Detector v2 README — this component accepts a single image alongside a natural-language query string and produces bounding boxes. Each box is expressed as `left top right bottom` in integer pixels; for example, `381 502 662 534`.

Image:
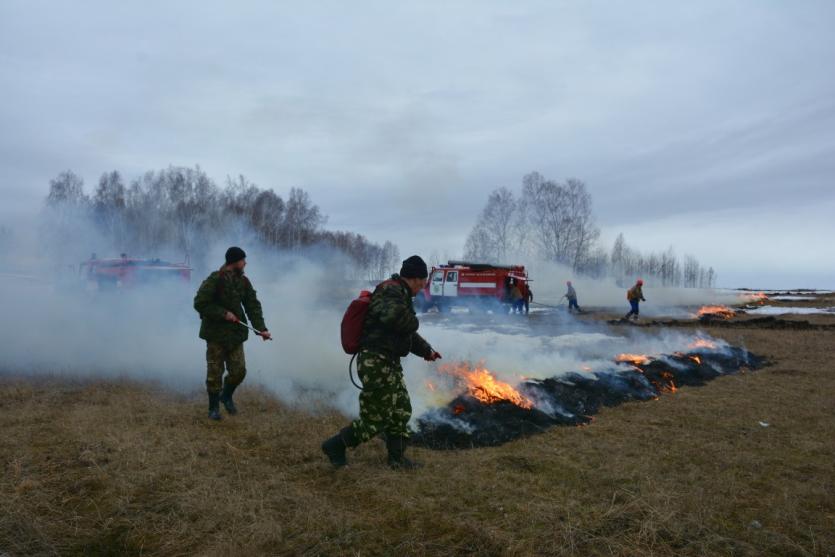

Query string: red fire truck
79 255 192 290
416 261 531 312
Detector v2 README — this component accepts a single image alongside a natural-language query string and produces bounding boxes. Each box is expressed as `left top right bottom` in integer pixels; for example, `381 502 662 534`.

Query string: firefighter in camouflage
193 247 271 420
322 255 441 469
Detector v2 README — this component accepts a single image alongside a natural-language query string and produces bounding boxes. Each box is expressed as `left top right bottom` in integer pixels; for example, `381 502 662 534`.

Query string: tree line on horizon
464 172 716 288
39 166 400 280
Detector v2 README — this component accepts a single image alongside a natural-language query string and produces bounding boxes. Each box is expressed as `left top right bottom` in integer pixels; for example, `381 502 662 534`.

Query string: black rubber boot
386 436 422 470
208 393 222 421
220 381 238 415
322 426 359 468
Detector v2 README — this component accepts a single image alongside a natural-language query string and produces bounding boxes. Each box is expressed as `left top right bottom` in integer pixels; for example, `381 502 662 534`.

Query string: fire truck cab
416 260 531 313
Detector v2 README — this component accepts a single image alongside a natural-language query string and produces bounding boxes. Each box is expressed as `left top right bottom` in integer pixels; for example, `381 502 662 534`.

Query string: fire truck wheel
469 299 489 314
477 298 502 314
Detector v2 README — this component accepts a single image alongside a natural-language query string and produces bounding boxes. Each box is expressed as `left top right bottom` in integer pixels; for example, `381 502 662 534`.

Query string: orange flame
695 305 735 319
437 362 533 409
689 355 702 365
688 338 716 350
615 353 651 366
748 292 768 305
658 371 678 393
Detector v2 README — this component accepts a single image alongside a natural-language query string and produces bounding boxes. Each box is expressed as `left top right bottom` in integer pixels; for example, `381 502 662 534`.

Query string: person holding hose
624 279 646 321
193 247 271 420
322 255 441 470
565 281 581 313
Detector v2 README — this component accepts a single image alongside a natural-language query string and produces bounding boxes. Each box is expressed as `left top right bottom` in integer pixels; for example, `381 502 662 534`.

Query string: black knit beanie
225 246 247 265
399 255 428 279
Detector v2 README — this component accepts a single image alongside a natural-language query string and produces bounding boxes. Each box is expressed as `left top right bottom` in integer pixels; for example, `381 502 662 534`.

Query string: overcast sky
1 1 834 288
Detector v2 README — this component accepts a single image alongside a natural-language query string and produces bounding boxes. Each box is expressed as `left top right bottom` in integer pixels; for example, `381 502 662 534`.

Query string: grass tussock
1 327 834 556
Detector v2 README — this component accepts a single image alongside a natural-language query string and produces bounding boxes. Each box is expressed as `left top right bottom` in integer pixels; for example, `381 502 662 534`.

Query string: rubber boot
208 393 222 421
220 381 238 415
386 436 422 470
322 425 360 468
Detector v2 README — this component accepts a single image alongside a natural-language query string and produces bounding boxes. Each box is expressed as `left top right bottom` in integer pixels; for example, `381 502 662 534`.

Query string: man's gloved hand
224 311 240 323
642 298 647 302
259 330 272 341
425 351 442 362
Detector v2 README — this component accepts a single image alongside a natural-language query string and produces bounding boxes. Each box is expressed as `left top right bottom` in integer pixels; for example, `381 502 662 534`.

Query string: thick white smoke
0 235 746 428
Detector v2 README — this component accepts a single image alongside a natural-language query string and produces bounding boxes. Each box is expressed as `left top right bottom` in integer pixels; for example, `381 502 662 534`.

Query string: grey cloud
1 1 834 286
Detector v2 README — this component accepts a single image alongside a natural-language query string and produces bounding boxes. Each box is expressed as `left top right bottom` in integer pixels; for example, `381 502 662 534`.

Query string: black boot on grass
322 425 360 468
220 381 239 415
208 393 222 421
386 436 422 470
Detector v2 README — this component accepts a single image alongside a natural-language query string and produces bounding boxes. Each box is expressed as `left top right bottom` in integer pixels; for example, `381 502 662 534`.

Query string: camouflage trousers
351 351 412 442
205 342 246 395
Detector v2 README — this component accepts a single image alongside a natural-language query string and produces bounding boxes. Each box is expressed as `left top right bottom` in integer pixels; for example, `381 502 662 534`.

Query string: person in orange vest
510 280 524 314
624 279 646 321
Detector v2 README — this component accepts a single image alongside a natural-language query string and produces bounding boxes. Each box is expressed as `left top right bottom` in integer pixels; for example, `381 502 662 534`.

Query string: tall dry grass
1 326 833 556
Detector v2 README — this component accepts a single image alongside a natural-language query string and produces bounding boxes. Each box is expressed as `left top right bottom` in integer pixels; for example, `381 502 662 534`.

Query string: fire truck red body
80 256 192 289
416 261 531 312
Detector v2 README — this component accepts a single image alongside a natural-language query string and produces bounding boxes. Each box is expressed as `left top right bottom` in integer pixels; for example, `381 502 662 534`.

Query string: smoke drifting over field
0 205 765 430
527 260 749 315
0 238 763 426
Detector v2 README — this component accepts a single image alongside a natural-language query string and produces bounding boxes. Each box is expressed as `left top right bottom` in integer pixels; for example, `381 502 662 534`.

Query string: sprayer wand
235 320 274 341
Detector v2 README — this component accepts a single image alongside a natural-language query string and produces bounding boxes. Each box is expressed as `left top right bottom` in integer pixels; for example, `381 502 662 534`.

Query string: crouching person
193 247 271 420
322 255 441 469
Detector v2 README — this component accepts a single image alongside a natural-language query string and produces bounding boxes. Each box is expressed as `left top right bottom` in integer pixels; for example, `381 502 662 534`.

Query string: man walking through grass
194 247 271 420
321 255 441 469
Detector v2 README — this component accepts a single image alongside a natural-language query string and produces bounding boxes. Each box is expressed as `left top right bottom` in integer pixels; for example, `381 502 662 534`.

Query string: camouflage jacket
193 268 267 346
360 274 433 360
627 284 645 301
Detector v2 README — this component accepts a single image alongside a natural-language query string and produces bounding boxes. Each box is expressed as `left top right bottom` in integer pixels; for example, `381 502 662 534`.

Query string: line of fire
413 341 764 450
403 261 769 450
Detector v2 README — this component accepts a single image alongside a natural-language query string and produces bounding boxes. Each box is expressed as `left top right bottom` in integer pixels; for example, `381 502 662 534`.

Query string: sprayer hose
531 300 566 309
348 352 388 392
348 353 363 390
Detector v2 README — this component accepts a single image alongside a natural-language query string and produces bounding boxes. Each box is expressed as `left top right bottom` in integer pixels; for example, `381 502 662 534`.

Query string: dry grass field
2 296 834 556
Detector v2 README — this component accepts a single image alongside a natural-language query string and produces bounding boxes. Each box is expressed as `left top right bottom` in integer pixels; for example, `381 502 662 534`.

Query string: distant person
193 246 271 421
510 281 524 314
624 279 646 321
524 285 533 315
565 281 581 313
321 255 441 469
